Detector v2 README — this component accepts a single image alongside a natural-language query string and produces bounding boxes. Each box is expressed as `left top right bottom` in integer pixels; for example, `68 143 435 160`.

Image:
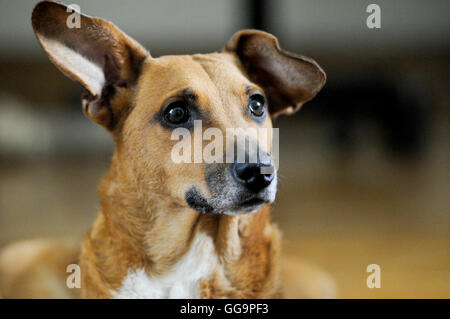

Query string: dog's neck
98 159 212 269
80 155 276 298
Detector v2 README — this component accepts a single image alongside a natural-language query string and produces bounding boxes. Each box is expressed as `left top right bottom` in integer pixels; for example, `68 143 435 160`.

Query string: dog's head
32 1 325 215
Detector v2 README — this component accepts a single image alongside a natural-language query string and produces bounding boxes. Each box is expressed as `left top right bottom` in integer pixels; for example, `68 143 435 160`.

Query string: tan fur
0 240 79 298
0 1 333 299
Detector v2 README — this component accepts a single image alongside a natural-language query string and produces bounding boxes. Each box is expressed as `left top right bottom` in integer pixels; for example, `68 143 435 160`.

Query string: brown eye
248 93 266 117
164 100 190 124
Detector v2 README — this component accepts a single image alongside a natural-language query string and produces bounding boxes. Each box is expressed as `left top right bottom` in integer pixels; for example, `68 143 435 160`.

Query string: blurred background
0 0 448 298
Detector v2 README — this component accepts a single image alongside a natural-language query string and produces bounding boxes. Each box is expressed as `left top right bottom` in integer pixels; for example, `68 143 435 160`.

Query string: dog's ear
31 1 149 129
225 30 326 117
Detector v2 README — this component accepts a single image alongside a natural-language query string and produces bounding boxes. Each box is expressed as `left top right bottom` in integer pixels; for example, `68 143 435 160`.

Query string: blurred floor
276 117 449 298
1 118 448 299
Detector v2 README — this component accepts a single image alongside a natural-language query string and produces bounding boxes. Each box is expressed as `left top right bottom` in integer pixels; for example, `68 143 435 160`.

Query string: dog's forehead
138 53 254 108
191 53 250 88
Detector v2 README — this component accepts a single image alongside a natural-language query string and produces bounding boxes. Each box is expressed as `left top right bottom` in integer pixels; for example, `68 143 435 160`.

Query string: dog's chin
185 188 271 215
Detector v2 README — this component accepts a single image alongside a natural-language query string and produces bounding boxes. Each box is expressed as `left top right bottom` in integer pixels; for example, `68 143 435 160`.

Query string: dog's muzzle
185 154 277 215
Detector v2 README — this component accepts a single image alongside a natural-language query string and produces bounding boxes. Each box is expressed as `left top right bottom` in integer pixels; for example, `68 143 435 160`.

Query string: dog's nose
232 161 274 192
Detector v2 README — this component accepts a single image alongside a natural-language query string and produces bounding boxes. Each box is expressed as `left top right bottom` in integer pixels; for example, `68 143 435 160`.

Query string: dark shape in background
246 0 429 160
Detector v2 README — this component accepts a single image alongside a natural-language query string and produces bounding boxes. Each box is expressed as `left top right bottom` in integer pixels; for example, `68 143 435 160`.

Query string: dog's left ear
31 1 149 130
225 30 326 117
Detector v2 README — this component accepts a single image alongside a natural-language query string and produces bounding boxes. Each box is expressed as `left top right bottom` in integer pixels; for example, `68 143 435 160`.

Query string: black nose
232 161 274 192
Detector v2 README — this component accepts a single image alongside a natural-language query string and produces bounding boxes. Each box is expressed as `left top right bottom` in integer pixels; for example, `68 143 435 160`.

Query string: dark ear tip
31 1 67 30
305 56 327 90
225 29 278 52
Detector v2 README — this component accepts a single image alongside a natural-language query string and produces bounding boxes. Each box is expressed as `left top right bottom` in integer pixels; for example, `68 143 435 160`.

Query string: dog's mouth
185 188 215 214
185 188 268 215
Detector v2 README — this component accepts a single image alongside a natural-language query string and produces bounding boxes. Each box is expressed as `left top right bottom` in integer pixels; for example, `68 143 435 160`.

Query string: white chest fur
111 233 218 299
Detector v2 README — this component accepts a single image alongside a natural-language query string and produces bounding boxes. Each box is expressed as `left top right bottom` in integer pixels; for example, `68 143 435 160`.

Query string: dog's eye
248 93 266 118
164 101 190 124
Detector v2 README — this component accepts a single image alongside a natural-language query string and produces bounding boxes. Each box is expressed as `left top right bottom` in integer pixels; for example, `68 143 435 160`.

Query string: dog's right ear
31 1 149 130
225 30 325 118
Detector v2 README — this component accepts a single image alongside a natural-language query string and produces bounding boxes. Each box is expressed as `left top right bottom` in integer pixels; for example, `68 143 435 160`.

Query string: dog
0 1 334 298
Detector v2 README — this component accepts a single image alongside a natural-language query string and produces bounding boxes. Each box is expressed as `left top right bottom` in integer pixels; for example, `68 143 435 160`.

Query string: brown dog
0 1 334 298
